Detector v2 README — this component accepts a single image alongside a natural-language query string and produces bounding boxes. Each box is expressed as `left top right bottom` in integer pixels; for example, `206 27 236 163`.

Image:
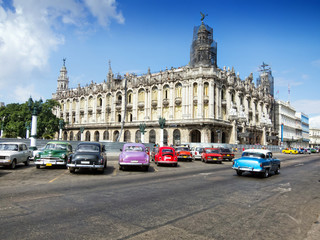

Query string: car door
267 152 276 171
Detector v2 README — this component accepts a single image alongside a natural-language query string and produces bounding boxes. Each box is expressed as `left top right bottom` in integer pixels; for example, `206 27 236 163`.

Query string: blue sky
0 0 320 126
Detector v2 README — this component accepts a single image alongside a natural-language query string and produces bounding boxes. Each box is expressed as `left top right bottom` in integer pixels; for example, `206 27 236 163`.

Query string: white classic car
0 142 32 169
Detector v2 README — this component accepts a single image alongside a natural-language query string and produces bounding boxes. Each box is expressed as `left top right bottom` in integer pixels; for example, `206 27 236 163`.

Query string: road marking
49 171 67 183
294 163 304 167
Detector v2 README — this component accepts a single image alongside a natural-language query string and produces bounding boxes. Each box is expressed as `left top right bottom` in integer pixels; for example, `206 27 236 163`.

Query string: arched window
175 83 182 98
163 85 169 99
69 131 73 141
193 83 198 97
173 129 181 146
94 131 99 142
163 129 168 146
204 83 209 96
149 129 156 144
190 129 201 142
85 131 91 141
103 130 109 140
118 114 121 122
113 131 119 142
124 130 131 142
135 130 141 143
63 131 68 141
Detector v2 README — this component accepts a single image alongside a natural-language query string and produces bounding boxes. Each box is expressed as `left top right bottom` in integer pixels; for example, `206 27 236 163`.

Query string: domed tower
57 58 69 92
190 14 217 68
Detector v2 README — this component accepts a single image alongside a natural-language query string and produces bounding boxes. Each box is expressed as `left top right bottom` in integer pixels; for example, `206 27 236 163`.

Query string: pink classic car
119 143 150 171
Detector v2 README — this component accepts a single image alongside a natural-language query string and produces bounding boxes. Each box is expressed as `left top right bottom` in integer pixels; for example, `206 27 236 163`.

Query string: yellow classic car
282 148 298 154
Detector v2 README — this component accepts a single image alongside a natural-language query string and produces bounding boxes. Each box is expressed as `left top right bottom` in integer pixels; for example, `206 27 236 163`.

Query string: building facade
295 112 309 148
52 20 275 146
309 128 320 147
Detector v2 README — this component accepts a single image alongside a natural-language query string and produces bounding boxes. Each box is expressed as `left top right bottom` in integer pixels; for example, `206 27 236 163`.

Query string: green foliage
0 99 61 139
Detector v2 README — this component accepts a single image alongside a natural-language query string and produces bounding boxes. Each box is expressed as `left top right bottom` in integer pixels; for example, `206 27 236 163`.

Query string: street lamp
25 122 31 139
159 117 166 147
0 116 5 138
59 119 64 140
28 97 43 150
139 123 146 143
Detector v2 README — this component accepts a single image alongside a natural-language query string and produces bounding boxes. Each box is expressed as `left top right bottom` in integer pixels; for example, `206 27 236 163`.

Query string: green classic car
34 141 73 169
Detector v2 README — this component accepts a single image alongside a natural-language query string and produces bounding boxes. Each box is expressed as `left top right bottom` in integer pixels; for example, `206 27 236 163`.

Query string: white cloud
301 74 309 80
0 0 124 104
292 99 320 115
310 115 320 128
274 76 303 87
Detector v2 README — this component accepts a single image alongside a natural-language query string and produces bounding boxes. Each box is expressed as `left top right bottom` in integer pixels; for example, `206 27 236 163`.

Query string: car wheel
236 170 243 176
275 166 280 174
99 168 105 174
10 160 16 169
144 166 149 172
36 165 40 169
263 168 269 178
174 163 178 167
24 157 30 166
69 168 75 173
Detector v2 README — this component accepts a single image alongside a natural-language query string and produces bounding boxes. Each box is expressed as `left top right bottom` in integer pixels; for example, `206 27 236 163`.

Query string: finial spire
63 58 66 66
200 12 208 23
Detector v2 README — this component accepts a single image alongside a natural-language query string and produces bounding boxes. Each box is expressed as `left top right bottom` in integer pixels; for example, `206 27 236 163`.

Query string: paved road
0 153 319 240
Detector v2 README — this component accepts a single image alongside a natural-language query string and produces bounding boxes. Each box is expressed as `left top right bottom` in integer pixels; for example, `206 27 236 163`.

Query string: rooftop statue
200 12 208 22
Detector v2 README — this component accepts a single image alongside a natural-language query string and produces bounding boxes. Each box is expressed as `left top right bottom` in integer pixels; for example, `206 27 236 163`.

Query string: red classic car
201 148 223 164
213 148 234 161
175 146 192 161
155 147 177 167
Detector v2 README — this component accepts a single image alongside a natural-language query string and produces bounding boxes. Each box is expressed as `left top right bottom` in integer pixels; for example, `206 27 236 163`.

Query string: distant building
256 62 274 97
0 102 5 107
295 112 309 148
309 128 320 147
275 100 300 148
52 18 275 145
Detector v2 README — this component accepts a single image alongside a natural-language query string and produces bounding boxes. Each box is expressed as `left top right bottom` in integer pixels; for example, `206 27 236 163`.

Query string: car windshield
45 143 67 150
162 149 173 153
77 144 100 152
221 148 231 152
125 146 143 152
242 152 265 159
205 149 219 154
0 144 18 151
196 147 203 152
177 147 189 151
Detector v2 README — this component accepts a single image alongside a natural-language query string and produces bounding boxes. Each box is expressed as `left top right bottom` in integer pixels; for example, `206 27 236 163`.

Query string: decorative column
0 117 5 138
59 119 64 140
80 127 85 141
25 122 31 139
139 123 146 143
159 117 166 147
28 97 43 150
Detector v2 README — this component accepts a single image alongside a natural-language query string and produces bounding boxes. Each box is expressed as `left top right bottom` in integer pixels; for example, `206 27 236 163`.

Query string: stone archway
85 131 91 141
94 131 99 142
63 131 68 141
69 131 73 141
190 129 201 143
222 132 226 143
124 130 131 142
103 130 109 140
173 129 181 146
149 129 156 144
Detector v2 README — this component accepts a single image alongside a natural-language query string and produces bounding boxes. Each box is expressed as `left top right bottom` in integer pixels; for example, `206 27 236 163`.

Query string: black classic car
67 142 107 174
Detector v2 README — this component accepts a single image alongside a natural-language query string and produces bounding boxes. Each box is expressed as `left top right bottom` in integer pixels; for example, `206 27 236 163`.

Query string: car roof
243 149 272 154
0 142 24 145
123 143 145 148
47 141 70 145
159 146 175 150
78 142 101 146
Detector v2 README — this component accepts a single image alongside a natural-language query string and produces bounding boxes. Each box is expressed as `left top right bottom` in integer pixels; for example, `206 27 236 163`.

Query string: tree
0 99 61 139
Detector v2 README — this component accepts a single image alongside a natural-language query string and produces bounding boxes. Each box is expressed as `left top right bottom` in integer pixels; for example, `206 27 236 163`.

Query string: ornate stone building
52 20 275 145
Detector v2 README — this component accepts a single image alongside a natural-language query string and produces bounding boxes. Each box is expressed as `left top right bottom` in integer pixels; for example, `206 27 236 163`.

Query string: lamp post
0 116 5 138
80 127 85 141
159 117 166 147
28 97 43 150
139 123 146 143
25 122 31 139
59 119 64 140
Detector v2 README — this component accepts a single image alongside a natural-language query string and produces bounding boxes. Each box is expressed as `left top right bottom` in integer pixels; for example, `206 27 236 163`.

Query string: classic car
154 146 178 167
190 146 204 161
201 148 223 164
119 143 150 171
282 148 298 154
0 142 32 169
214 147 234 161
67 142 107 173
175 146 192 161
310 148 317 153
34 141 72 169
232 149 280 178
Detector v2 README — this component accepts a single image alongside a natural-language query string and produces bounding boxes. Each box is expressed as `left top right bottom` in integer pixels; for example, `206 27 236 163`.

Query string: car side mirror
120 149 122 152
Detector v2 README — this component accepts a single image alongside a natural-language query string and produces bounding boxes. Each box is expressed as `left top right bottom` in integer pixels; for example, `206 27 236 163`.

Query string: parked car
305 148 311 154
0 142 32 169
201 148 223 164
175 146 192 161
154 146 178 167
119 143 150 171
282 148 298 154
190 146 204 161
310 148 317 153
215 147 234 161
232 149 280 178
297 148 305 154
67 142 107 173
34 141 73 169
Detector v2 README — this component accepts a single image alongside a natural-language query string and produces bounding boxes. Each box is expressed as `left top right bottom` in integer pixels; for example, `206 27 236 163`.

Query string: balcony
193 97 198 106
221 99 227 106
203 96 209 105
151 100 158 108
126 103 133 110
163 99 169 107
138 101 145 109
175 97 182 106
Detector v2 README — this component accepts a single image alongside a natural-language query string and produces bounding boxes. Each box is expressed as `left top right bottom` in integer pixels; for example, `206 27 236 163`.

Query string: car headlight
61 154 66 159
35 153 40 158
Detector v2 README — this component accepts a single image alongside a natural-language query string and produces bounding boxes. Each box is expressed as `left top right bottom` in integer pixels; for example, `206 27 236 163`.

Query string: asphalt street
0 153 319 240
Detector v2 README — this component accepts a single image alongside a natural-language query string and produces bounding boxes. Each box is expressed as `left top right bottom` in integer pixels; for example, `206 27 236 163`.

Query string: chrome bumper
35 159 66 165
232 167 264 172
119 162 150 166
67 163 104 169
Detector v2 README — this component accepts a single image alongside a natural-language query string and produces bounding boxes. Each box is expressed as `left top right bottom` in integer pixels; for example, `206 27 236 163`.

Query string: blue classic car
232 149 280 178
